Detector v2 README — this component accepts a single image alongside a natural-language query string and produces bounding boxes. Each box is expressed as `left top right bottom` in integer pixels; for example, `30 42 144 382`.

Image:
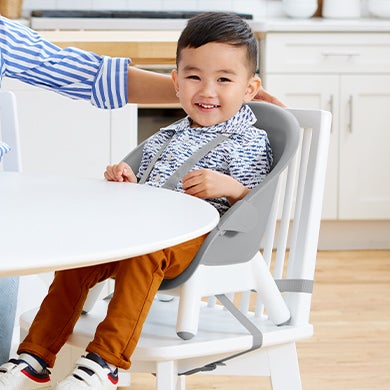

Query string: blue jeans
0 277 19 364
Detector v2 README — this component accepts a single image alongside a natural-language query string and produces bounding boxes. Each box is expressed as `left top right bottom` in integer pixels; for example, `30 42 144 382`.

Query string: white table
0 172 219 277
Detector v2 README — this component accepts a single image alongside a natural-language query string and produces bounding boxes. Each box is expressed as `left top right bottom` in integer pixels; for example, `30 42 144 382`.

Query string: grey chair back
123 102 301 290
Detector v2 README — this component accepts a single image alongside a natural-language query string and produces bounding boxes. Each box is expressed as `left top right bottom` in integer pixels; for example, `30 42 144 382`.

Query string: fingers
123 166 138 183
182 169 203 190
255 88 286 108
182 169 216 198
182 169 211 194
183 169 243 201
104 162 136 182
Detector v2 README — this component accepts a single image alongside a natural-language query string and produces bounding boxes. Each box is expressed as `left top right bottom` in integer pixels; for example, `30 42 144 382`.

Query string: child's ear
171 69 179 96
243 75 262 103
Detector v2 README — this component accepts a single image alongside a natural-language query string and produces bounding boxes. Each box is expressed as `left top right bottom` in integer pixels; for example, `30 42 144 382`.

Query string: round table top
0 172 219 276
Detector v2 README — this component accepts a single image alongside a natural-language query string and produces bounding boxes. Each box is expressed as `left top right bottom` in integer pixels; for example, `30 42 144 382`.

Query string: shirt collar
160 104 257 135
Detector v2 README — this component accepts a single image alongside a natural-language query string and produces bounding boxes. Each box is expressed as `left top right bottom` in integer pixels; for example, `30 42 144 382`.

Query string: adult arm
0 17 283 108
127 66 177 104
0 17 176 107
127 67 285 106
0 16 128 109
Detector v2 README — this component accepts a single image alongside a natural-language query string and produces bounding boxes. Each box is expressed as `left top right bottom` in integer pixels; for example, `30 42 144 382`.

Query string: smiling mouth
196 103 220 109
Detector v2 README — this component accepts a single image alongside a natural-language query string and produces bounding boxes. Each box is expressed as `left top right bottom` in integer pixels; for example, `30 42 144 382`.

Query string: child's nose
199 81 216 97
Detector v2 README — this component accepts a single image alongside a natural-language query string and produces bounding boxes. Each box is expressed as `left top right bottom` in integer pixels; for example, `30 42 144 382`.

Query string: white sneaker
54 353 118 390
0 355 51 389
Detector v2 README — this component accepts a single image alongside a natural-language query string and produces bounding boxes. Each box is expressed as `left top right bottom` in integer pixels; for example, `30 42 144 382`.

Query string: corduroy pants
18 235 206 370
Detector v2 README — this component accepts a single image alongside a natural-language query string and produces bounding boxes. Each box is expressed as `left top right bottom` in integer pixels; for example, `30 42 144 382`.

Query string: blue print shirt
138 105 273 216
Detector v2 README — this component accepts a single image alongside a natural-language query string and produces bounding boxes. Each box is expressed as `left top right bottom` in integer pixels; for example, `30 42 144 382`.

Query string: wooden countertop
40 30 181 65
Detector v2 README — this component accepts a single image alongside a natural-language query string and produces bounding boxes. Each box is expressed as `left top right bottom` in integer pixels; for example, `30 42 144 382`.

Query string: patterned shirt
138 104 273 215
0 16 129 108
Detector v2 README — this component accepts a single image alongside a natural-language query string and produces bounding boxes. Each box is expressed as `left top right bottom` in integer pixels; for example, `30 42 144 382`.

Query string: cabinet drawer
264 33 390 74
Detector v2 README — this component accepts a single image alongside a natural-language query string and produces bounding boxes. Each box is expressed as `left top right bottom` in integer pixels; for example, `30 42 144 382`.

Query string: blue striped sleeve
0 17 129 109
0 141 10 162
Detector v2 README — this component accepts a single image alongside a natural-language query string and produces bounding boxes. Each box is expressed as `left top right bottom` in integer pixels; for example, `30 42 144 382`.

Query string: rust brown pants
18 235 206 370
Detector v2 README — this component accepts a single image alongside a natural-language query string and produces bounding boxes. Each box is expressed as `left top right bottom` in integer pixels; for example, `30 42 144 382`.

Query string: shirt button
166 153 172 160
155 174 161 181
183 135 190 142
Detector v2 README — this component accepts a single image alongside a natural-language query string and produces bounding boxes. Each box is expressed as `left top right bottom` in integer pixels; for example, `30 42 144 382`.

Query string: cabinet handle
348 95 353 133
322 51 360 57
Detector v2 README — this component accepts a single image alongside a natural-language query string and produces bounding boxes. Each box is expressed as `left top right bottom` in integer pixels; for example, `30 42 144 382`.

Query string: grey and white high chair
20 102 331 389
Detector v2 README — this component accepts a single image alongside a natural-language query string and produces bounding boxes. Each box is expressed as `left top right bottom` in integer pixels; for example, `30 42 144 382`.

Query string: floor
124 250 390 389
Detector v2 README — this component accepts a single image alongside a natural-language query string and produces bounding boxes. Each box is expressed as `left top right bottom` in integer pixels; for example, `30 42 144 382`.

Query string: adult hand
254 87 286 108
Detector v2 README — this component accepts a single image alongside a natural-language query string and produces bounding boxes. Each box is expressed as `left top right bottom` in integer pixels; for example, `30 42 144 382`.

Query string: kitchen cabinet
263 32 390 220
2 78 137 178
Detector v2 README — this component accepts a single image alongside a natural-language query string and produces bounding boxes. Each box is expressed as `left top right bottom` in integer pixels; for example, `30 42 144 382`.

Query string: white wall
22 0 286 19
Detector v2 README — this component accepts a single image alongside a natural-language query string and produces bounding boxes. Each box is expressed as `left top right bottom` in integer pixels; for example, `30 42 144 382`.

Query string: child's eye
218 77 231 83
187 75 200 80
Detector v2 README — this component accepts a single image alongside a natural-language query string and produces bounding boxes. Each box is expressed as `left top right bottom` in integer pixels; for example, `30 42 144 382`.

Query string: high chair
20 102 331 389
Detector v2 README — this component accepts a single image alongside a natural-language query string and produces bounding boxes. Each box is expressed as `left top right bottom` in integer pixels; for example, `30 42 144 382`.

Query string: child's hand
104 162 137 183
182 169 249 204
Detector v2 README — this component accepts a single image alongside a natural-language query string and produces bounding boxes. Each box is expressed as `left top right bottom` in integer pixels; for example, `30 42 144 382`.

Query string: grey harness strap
138 137 172 184
139 133 230 188
275 278 314 294
179 279 314 376
179 293 264 376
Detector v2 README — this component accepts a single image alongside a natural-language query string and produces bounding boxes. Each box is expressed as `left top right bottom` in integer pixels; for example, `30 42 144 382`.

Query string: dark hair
176 12 258 75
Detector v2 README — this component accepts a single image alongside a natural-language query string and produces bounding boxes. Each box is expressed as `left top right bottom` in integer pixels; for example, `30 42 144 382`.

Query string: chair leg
176 284 201 340
176 375 186 390
268 343 302 390
155 361 179 390
81 281 106 314
252 253 291 325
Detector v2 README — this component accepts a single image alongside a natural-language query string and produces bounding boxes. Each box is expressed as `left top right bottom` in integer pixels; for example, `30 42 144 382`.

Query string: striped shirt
138 105 273 216
0 141 10 162
0 16 129 108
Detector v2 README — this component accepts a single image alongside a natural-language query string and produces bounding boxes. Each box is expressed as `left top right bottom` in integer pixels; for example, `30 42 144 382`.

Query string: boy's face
172 42 261 128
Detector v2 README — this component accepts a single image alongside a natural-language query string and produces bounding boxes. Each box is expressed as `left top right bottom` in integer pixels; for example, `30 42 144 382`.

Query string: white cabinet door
339 75 390 219
265 74 339 219
264 32 390 223
2 78 136 178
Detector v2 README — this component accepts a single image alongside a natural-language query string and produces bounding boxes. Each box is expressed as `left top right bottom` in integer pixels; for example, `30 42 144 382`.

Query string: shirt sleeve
0 16 129 109
0 141 10 162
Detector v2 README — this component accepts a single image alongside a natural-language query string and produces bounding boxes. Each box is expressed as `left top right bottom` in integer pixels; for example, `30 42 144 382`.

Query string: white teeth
198 103 217 109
